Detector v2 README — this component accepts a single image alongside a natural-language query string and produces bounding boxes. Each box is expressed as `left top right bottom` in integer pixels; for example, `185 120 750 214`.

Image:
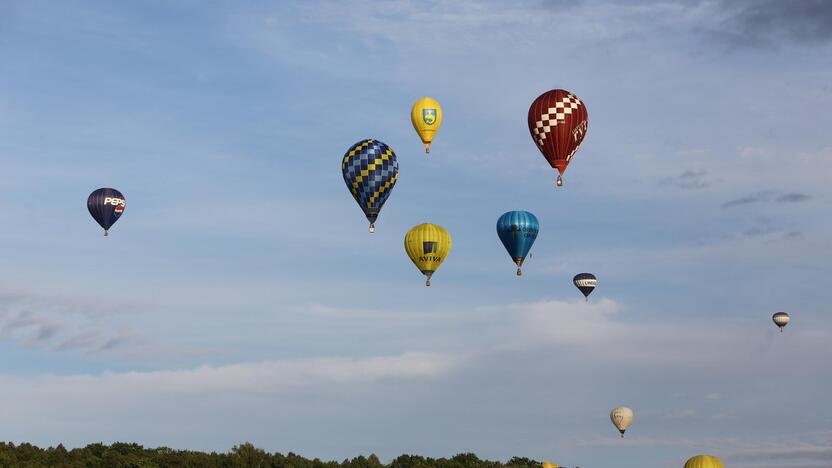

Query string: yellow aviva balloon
404 223 451 286
684 455 724 468
542 462 559 468
410 97 443 154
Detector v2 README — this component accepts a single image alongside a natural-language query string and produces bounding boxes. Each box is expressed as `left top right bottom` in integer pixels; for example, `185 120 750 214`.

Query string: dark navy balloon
573 273 597 301
87 188 125 236
496 211 539 276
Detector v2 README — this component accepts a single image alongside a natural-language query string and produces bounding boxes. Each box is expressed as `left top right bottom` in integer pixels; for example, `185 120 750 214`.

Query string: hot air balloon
496 211 539 276
542 463 559 468
610 406 633 438
87 188 125 236
404 223 451 286
411 97 443 154
684 455 724 468
527 89 588 187
342 139 399 233
573 273 597 301
772 312 790 332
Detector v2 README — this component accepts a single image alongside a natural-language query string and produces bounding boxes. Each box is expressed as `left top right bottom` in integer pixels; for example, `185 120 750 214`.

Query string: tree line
0 442 557 468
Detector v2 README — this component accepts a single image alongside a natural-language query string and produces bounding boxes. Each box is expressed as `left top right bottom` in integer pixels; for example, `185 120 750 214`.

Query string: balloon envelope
411 97 443 153
496 211 539 276
573 273 597 300
87 188 125 236
404 223 452 286
527 89 588 186
773 312 790 331
610 406 634 437
342 139 399 232
684 455 724 468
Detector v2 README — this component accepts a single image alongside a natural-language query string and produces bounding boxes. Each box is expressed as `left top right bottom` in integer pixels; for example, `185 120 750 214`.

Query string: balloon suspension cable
556 175 563 187
516 268 522 276
104 230 108 237
368 223 376 233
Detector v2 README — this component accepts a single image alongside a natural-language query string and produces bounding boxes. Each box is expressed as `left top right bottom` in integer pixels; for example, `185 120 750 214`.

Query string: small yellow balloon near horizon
541 462 559 468
410 97 443 154
684 455 724 468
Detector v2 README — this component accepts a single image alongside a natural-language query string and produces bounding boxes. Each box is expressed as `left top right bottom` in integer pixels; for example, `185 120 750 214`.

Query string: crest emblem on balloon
422 109 437 125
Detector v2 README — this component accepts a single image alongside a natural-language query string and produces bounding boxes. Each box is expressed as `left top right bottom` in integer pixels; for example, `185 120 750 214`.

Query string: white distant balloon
610 406 634 437
772 312 790 332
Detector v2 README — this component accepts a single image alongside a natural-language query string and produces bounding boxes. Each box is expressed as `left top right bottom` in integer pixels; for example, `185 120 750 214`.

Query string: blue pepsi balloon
496 211 539 276
341 139 399 233
87 188 125 236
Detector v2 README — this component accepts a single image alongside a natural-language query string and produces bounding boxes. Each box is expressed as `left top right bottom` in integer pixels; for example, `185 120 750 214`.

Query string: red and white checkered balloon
527 89 588 185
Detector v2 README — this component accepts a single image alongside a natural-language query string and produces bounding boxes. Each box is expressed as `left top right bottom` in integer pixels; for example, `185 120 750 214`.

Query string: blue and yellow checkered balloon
341 139 399 233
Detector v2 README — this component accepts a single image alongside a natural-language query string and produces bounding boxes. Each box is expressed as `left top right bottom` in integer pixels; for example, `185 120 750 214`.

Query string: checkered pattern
341 139 399 221
532 93 582 146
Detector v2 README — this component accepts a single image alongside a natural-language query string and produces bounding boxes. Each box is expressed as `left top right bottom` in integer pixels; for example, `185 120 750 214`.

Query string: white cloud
0 350 462 453
0 351 457 401
488 298 831 370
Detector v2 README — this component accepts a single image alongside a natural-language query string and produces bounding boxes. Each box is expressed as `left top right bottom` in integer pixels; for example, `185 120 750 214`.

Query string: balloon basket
424 272 433 287
369 224 375 233
516 268 522 276
556 175 563 187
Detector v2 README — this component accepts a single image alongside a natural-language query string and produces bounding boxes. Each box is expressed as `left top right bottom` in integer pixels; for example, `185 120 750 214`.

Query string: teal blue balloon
496 211 539 276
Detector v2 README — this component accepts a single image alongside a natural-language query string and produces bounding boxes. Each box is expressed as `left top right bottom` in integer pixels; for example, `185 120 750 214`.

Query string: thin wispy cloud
719 0 832 46
723 191 812 208
659 169 711 189
0 290 144 356
723 194 768 207
776 192 812 203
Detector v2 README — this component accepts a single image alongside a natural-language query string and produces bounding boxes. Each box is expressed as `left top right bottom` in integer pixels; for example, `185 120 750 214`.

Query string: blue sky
0 1 831 467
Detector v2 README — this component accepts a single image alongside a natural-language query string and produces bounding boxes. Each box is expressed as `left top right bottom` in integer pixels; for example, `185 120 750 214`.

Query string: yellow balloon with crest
410 97 443 154
404 223 451 286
